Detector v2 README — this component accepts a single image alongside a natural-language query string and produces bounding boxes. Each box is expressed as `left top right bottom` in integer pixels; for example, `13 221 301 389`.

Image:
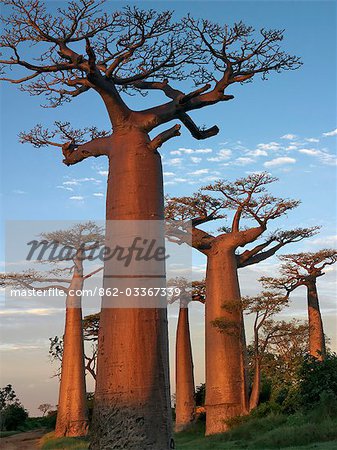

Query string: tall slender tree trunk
307 281 326 360
205 246 248 435
175 304 195 432
91 129 172 449
249 356 261 411
55 263 88 437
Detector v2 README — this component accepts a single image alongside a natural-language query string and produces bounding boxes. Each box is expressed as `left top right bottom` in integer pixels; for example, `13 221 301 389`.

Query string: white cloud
207 149 231 162
69 196 84 201
234 157 254 166
0 308 62 316
12 190 26 194
264 157 296 167
257 142 280 151
166 158 182 166
191 157 202 164
170 150 181 155
57 185 73 192
323 128 337 137
195 148 212 154
189 169 209 175
247 149 268 157
98 170 108 176
299 148 321 156
299 148 337 166
63 181 79 185
93 193 104 197
163 172 175 177
174 178 188 183
306 138 319 143
281 134 297 140
286 145 300 151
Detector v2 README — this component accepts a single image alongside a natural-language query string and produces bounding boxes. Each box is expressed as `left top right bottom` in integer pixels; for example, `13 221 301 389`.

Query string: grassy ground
39 414 337 449
175 414 337 449
0 430 20 438
39 432 89 449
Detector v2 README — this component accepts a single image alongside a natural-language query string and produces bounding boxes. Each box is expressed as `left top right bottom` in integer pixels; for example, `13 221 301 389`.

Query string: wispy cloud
163 172 175 177
12 189 26 195
57 185 73 192
207 149 231 162
69 195 84 201
98 170 108 176
93 193 104 197
299 148 337 165
264 157 296 167
281 134 297 140
323 128 337 137
189 169 209 175
165 158 182 166
191 157 202 164
234 157 254 166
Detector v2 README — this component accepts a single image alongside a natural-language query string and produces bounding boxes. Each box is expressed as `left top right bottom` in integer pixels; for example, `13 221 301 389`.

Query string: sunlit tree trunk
55 259 88 437
91 129 172 449
205 247 248 435
307 280 326 360
249 357 261 411
175 304 195 432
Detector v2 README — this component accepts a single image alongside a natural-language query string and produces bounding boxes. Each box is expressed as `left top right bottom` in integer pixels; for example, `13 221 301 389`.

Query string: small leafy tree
0 385 28 431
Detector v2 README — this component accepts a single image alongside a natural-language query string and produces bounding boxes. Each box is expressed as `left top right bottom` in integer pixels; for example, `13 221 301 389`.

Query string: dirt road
0 429 45 450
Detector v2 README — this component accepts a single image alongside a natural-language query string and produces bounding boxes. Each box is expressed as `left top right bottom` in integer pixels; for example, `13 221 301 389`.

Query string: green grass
0 430 20 438
38 413 337 450
174 414 337 449
39 432 89 449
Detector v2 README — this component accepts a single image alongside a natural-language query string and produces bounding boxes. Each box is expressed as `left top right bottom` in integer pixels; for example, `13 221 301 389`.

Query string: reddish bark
90 129 172 450
249 357 261 412
175 305 195 432
205 246 248 434
55 258 88 437
307 281 326 360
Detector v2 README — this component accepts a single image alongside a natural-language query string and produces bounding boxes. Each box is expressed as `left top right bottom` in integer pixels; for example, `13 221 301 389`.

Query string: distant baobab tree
261 249 337 361
0 222 104 437
49 312 100 381
0 1 301 445
168 278 205 432
166 173 317 434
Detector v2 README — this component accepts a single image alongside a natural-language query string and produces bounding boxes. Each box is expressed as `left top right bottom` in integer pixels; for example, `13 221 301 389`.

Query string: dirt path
0 429 46 450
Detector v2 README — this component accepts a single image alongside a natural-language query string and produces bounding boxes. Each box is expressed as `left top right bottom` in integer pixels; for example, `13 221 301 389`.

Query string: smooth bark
175 305 195 432
307 281 326 360
55 261 88 437
249 357 261 411
90 129 172 450
205 246 248 435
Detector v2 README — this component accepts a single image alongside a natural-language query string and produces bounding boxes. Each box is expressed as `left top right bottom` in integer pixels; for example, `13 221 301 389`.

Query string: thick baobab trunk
307 281 326 360
175 305 195 432
91 129 172 450
205 246 248 435
249 357 261 411
55 267 88 437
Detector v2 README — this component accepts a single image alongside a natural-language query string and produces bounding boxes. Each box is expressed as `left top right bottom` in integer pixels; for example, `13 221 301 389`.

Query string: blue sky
0 0 336 415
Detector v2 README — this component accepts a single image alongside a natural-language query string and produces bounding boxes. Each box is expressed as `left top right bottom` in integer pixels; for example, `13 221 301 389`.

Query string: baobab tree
0 222 104 437
49 312 100 381
168 278 205 432
0 1 301 445
261 249 337 361
166 172 317 434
